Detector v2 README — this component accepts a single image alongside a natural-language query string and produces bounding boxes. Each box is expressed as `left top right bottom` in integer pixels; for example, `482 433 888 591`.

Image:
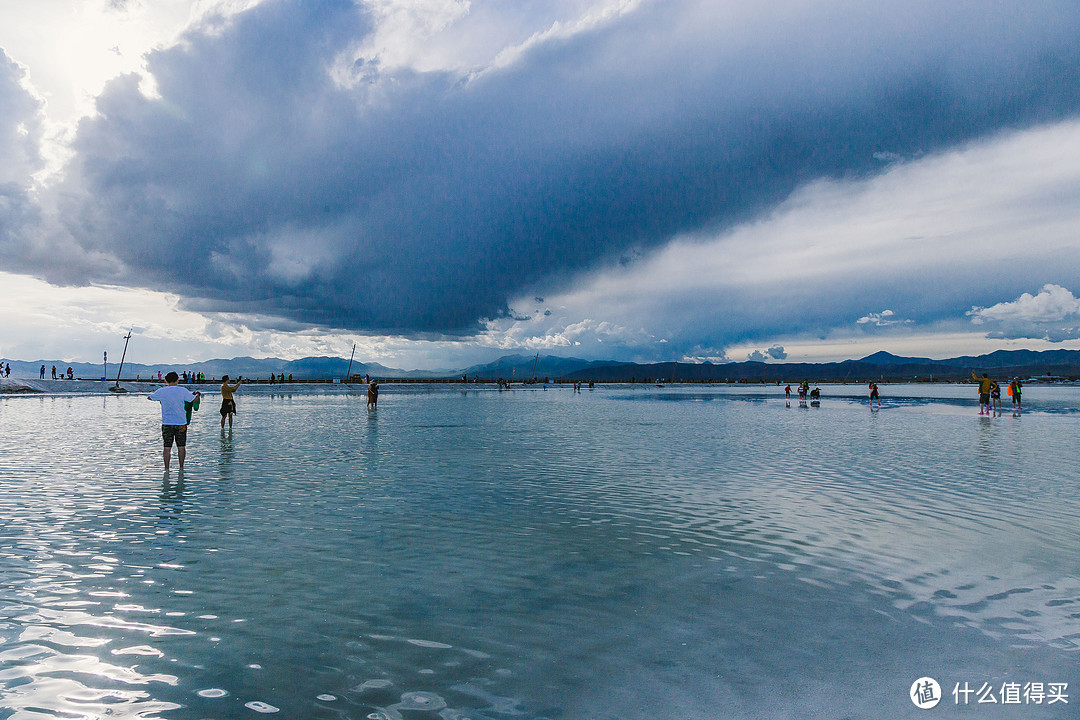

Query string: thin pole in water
345 343 356 384
115 330 132 387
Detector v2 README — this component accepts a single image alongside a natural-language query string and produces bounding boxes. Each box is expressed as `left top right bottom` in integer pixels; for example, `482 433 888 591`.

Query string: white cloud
332 0 643 88
857 309 911 327
968 284 1080 324
966 284 1080 342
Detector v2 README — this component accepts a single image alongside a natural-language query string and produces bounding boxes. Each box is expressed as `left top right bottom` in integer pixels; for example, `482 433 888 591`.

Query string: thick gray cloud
34 0 1080 336
747 346 786 362
0 50 44 261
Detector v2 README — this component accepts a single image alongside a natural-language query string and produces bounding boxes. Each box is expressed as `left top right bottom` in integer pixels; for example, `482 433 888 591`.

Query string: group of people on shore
39 365 73 379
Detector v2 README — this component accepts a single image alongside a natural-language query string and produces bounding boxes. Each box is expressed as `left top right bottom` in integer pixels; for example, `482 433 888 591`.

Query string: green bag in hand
185 393 201 424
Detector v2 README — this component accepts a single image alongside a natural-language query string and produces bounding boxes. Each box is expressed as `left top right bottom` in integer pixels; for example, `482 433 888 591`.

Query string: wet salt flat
1 383 1079 718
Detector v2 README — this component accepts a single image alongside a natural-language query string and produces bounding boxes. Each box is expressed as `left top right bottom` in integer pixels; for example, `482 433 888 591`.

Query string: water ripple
1 387 1079 718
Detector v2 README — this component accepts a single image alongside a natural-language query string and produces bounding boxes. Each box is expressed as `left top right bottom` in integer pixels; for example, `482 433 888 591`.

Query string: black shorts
220 399 237 416
162 424 187 448
979 393 990 404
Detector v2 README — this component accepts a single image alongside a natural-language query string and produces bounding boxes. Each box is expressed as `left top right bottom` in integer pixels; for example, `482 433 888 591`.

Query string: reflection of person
367 380 379 411
220 375 243 428
971 371 994 415
1009 377 1023 414
149 371 198 470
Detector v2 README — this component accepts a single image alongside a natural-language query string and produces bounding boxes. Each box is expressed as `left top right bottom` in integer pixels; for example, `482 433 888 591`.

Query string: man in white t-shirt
148 371 200 470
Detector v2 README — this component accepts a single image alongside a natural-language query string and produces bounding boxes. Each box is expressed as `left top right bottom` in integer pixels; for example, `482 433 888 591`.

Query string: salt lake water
1 383 1078 718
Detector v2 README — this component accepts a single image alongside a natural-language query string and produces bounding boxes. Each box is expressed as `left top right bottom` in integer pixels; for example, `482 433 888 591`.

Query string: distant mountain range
559 350 1080 383
3 349 1079 383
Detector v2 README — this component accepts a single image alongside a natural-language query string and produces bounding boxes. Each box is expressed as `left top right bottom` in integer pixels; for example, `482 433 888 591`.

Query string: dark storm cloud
45 0 1080 334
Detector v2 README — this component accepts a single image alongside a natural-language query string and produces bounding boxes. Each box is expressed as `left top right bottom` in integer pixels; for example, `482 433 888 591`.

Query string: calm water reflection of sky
1 386 1077 718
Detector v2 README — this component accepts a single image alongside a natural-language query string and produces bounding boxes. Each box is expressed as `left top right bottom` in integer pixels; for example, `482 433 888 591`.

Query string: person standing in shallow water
1009 377 1023 415
367 380 378 411
971 371 995 415
869 382 880 410
148 371 198 471
220 375 243 428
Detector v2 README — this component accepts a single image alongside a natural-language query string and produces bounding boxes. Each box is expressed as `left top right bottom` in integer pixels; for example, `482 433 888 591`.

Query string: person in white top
148 371 200 470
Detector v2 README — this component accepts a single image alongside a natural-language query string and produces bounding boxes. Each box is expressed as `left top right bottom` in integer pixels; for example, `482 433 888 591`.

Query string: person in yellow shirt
971 371 995 415
220 375 243 428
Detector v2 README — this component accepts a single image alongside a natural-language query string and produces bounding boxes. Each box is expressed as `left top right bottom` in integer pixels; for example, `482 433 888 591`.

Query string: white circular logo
910 677 942 709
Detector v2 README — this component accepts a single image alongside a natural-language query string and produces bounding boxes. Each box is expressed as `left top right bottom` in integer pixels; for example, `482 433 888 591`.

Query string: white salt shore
0 377 165 395
0 377 368 396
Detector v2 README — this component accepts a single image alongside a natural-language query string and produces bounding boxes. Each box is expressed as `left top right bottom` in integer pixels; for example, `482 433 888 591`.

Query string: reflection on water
1 386 1078 718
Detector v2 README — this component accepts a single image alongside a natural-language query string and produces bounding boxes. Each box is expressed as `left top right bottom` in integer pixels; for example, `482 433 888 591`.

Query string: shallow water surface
1 385 1078 718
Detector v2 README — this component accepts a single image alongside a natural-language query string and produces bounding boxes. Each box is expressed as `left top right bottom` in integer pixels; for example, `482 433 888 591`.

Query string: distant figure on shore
157 370 163 382
51 365 57 380
67 367 73 379
220 375 243 428
869 382 880 410
367 380 379 410
40 365 45 379
1009 377 1023 415
972 371 995 415
148 371 198 471
785 384 791 400
990 379 1002 415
